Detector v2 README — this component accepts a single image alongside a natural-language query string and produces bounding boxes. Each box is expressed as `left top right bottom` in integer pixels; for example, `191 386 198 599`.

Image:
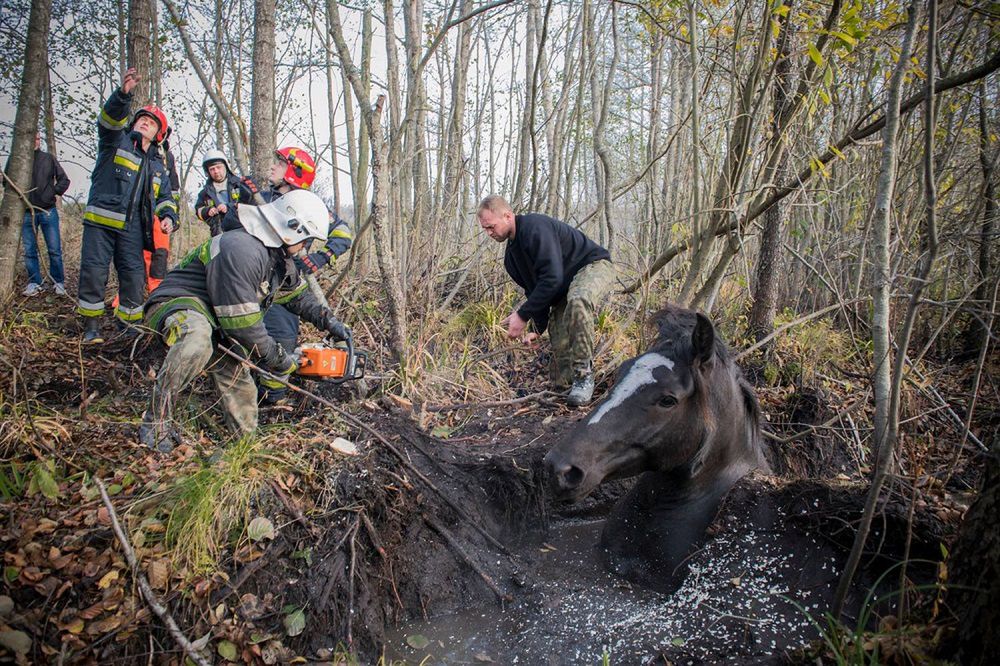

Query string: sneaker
139 411 181 454
53 283 67 296
567 373 595 407
82 318 104 344
22 283 42 296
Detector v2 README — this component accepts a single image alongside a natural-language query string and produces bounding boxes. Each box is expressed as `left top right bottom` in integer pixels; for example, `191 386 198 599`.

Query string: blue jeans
22 207 65 284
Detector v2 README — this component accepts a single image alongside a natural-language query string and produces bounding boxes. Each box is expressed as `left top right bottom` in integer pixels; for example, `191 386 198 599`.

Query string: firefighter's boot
81 318 104 345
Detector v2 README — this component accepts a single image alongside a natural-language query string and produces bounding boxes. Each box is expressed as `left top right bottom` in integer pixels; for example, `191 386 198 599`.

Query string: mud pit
259 399 943 665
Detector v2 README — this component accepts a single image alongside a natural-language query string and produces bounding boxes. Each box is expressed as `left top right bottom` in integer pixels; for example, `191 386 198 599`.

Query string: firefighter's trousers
76 221 146 324
146 309 258 436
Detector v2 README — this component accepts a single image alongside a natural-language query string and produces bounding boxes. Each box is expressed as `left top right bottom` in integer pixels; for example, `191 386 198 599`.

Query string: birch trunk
250 0 276 181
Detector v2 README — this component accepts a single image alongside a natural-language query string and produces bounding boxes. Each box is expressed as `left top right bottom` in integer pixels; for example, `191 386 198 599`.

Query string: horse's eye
658 395 677 408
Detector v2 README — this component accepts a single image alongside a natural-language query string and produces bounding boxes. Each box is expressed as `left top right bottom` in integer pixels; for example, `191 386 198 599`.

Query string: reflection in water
384 516 840 665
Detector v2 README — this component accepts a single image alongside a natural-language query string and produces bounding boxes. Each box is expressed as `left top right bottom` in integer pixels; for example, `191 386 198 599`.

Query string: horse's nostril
560 465 585 490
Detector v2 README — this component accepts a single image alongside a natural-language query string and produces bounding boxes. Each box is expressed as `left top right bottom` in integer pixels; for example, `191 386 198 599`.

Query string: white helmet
202 149 229 176
238 189 330 248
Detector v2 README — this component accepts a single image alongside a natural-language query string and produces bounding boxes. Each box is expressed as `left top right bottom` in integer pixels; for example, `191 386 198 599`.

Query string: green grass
159 433 301 573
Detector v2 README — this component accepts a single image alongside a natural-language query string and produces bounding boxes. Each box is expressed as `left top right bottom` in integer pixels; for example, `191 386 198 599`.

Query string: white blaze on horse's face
588 353 675 425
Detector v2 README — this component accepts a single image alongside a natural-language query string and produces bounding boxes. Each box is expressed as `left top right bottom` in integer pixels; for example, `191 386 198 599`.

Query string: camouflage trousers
548 259 617 388
146 309 258 436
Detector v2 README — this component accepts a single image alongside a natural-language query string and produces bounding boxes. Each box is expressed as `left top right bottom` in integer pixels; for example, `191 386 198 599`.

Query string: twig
762 397 868 445
360 510 386 559
347 518 358 647
425 390 561 413
736 299 864 361
95 477 211 666
268 480 319 536
422 512 512 602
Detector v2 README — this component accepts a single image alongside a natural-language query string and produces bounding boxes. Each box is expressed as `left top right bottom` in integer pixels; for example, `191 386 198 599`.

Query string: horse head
545 308 762 502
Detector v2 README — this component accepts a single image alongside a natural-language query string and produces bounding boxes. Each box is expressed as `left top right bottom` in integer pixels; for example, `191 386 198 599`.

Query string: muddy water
384 513 842 665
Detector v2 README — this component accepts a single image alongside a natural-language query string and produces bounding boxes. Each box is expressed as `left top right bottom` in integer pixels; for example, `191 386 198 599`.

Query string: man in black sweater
15 134 71 296
477 195 616 406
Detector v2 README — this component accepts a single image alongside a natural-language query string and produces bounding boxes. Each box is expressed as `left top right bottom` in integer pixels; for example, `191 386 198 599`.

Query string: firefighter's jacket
84 88 178 247
145 229 336 373
195 174 255 236
221 183 355 262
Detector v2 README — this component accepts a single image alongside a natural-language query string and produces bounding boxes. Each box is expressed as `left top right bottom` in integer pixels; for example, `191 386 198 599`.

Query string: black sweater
504 213 610 333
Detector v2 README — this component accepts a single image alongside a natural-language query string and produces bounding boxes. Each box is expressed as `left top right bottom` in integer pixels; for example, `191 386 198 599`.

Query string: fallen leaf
330 437 358 456
97 570 119 589
247 517 275 542
147 559 170 590
474 653 494 663
0 596 13 616
96 507 111 526
217 640 238 662
0 630 31 654
283 608 306 637
406 634 430 649
729 576 742 587
59 617 85 635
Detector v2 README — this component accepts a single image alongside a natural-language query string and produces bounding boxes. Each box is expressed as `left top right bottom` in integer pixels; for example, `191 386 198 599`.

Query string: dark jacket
195 174 255 236
145 228 337 372
84 88 177 249
27 149 70 209
221 181 354 263
504 213 610 333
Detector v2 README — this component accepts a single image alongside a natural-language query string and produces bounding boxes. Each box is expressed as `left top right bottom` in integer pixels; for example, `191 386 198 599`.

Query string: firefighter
77 68 178 344
140 189 352 452
222 147 353 403
194 149 255 237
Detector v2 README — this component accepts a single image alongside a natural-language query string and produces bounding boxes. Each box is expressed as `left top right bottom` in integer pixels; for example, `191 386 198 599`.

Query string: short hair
478 194 512 215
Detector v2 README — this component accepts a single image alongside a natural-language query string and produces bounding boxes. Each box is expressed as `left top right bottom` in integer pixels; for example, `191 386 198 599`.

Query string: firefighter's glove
261 357 297 391
296 251 330 275
325 318 351 343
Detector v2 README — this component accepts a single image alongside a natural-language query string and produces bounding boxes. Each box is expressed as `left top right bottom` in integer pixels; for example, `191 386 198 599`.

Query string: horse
543 305 768 592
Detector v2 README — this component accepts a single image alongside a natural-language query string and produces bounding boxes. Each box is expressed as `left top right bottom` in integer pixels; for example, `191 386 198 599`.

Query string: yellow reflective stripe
84 206 127 230
273 280 308 305
115 305 144 322
113 149 140 171
99 109 128 130
76 299 105 317
155 200 178 215
214 302 260 318
218 312 264 330
331 228 353 239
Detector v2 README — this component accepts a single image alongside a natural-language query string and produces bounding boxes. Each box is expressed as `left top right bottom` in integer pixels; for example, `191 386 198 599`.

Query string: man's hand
121 67 139 94
326 318 351 342
159 218 173 233
208 206 219 218
217 203 228 214
503 310 528 339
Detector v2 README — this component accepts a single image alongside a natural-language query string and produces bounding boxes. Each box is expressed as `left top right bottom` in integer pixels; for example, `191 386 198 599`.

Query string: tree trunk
127 0 153 104
250 0 276 182
442 0 473 222
748 3 796 342
0 0 52 297
963 80 997 356
948 432 1000 665
42 57 57 155
511 0 538 207
832 3 920 616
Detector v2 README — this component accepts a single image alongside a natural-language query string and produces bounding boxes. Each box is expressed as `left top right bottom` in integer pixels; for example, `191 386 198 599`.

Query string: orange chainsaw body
297 344 351 378
296 342 367 381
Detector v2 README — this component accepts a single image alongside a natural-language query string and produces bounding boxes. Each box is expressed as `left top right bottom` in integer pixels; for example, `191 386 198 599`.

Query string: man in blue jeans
19 134 70 296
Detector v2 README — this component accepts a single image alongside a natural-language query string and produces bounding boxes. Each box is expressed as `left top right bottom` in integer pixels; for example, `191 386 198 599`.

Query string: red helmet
274 146 316 189
132 105 170 143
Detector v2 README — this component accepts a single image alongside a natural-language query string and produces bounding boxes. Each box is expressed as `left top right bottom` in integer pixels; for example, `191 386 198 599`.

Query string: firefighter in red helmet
77 68 177 344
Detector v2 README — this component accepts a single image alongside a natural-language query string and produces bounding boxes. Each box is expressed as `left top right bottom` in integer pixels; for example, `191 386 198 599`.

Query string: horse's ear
692 312 715 366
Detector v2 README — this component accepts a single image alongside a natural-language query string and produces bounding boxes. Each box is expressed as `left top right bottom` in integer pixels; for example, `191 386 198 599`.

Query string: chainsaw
296 334 368 384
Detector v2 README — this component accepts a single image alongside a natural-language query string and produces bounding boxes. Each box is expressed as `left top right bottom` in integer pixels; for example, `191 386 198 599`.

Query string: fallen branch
210 540 289 606
736 299 865 361
422 512 512 602
95 477 211 666
268 479 319 537
425 390 562 413
762 396 867 445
